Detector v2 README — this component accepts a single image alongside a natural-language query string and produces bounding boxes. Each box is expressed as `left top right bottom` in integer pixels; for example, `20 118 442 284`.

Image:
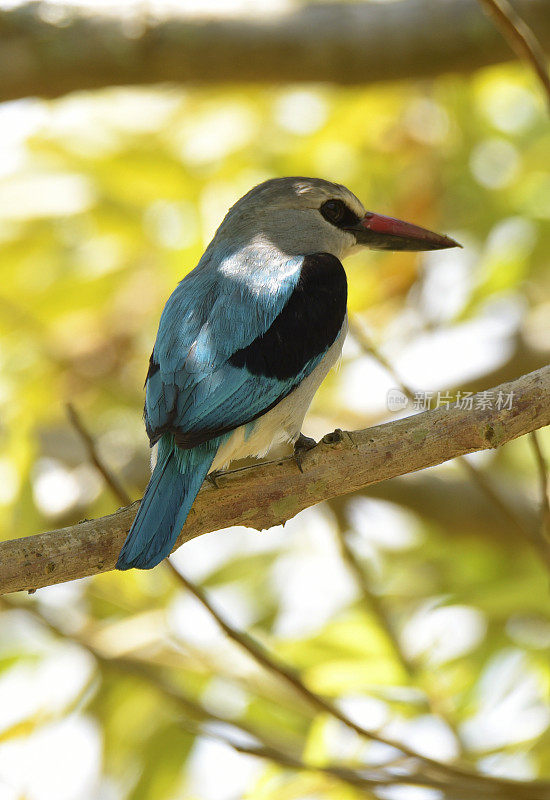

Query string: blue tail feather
116 435 219 570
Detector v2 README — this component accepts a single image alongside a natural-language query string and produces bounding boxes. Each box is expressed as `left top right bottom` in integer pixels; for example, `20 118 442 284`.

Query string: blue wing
117 251 347 570
144 251 347 450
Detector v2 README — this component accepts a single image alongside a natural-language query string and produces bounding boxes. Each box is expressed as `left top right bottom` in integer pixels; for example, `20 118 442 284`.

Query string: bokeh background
0 0 549 798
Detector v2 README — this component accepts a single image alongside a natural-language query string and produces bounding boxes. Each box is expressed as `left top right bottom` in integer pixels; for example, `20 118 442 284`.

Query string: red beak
353 211 461 251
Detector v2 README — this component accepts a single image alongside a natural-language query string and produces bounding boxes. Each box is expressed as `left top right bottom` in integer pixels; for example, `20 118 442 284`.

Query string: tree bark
0 365 548 595
1 1 550 101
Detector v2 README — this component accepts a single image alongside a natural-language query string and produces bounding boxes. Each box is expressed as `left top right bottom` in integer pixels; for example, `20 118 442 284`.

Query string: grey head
209 176 460 260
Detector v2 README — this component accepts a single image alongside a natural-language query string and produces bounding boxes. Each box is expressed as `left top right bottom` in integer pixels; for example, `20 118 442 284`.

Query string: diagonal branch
0 365 548 595
66 402 133 507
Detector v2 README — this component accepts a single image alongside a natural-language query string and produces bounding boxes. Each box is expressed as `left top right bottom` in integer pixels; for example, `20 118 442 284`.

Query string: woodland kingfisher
116 177 459 570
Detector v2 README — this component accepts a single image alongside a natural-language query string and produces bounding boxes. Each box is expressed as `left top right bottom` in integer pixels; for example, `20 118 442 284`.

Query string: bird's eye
320 199 347 225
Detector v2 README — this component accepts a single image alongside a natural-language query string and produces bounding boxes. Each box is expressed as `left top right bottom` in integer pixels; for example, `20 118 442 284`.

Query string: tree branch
0 365 548 595
477 0 550 108
66 402 133 508
2 0 550 101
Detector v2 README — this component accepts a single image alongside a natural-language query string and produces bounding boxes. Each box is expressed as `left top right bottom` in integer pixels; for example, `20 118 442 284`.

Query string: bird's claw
293 433 317 473
206 470 224 489
322 428 344 445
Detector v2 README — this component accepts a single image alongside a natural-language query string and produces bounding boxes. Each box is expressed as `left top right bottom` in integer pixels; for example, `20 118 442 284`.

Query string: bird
116 177 459 570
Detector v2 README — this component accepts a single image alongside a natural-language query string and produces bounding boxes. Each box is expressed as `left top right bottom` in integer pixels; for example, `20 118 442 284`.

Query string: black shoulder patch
229 252 347 381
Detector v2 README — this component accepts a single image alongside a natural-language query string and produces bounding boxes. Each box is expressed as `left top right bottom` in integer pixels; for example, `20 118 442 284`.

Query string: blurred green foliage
0 53 549 800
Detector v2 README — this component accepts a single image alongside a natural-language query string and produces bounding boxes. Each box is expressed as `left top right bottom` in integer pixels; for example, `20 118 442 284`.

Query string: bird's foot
205 469 224 489
322 428 344 445
293 433 317 473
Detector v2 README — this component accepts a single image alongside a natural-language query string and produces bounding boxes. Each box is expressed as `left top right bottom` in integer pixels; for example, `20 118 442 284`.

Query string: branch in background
477 0 550 108
0 365 549 594
168 562 403 751
2 0 550 101
334 521 414 676
332 512 467 753
457 455 550 572
354 475 539 543
66 403 132 507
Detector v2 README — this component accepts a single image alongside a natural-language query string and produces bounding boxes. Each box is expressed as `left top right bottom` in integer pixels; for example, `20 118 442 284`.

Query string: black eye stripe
320 199 362 230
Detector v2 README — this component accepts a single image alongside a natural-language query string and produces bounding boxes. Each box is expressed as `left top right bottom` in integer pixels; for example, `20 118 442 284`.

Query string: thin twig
334 520 414 676
167 720 386 796
66 402 133 507
477 0 550 109
166 563 419 757
332 515 466 750
460 455 550 571
348 320 417 404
